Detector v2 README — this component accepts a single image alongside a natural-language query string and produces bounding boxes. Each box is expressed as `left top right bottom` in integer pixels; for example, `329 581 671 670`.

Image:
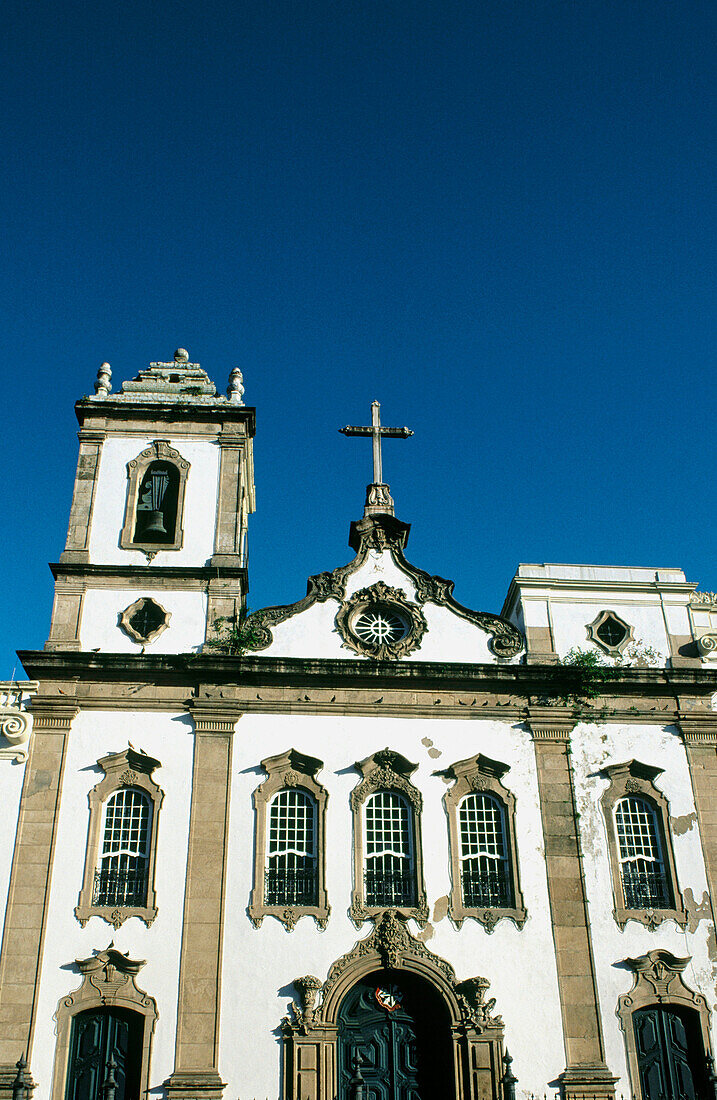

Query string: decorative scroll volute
351 748 422 811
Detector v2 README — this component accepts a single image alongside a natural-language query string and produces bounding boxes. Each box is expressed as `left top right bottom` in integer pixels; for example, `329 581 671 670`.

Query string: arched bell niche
282 911 505 1100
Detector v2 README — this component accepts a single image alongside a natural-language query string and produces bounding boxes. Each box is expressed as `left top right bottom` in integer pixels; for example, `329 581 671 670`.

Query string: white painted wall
79 588 207 653
30 710 194 1100
88 436 220 566
262 550 509 664
571 722 716 1095
221 714 565 1099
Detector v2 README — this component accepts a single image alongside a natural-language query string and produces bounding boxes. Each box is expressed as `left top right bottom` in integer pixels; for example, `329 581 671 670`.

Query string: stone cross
339 402 413 517
340 401 413 486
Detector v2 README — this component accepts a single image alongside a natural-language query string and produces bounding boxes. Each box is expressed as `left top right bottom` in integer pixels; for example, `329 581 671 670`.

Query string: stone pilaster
678 714 717 930
0 700 77 1099
59 429 105 564
211 428 248 568
164 708 237 1100
527 712 616 1100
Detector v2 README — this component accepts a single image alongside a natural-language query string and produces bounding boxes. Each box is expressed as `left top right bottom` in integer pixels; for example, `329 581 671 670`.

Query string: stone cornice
28 697 79 729
677 714 717 744
50 563 248 582
525 708 577 741
75 398 256 435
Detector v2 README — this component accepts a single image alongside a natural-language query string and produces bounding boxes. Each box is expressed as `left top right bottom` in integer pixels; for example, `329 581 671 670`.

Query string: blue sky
2 0 716 677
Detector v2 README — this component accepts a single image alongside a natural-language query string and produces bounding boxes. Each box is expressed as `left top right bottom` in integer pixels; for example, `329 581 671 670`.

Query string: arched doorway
337 970 455 1100
65 1007 143 1100
634 1005 709 1100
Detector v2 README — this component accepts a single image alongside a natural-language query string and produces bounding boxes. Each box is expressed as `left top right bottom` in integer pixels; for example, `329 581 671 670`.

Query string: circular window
353 606 409 645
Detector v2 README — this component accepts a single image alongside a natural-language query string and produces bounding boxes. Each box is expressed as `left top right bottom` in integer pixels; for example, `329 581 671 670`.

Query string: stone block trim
0 702 77 1092
168 712 235 1091
679 715 717 934
528 716 615 1094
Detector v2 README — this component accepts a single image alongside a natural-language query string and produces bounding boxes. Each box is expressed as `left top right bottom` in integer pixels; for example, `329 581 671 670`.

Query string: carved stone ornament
0 694 32 763
351 749 422 812
52 947 157 1100
118 596 171 645
238 512 523 658
335 582 428 660
586 609 634 655
691 591 717 608
697 633 717 659
284 911 502 1035
617 950 713 1100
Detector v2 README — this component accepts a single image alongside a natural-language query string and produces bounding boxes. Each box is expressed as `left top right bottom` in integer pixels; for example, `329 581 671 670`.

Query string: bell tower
46 348 255 654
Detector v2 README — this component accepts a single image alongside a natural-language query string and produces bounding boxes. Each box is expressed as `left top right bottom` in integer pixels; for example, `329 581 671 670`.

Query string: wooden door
65 1008 143 1100
634 1006 707 1100
337 973 454 1100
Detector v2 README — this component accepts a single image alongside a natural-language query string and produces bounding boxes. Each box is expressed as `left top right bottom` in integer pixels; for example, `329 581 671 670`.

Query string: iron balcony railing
461 866 512 908
265 867 318 907
93 866 149 908
621 863 672 909
364 868 416 908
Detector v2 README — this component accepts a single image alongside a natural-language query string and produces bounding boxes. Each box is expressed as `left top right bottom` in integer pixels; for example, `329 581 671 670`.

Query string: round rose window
353 606 409 645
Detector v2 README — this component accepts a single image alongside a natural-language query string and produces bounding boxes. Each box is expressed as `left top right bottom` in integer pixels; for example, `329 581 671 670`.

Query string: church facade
1 350 717 1100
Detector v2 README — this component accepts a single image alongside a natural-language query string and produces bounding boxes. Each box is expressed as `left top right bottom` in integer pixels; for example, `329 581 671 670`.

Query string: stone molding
51 947 157 1100
163 1070 227 1100
334 581 428 660
617 949 712 1100
599 760 686 931
440 753 527 932
526 711 576 741
119 439 190 557
248 749 330 931
75 747 163 929
349 750 428 926
189 707 239 735
586 609 634 656
118 596 171 645
678 715 717 744
240 513 523 659
282 912 505 1100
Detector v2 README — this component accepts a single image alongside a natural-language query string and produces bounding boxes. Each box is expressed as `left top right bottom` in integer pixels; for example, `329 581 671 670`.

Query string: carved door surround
282 910 505 1100
617 949 713 1100
51 947 157 1100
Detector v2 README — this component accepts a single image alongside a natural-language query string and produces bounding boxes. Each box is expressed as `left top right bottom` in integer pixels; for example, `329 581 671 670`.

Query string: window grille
266 789 318 906
94 788 151 907
615 796 673 909
458 793 513 908
364 791 416 907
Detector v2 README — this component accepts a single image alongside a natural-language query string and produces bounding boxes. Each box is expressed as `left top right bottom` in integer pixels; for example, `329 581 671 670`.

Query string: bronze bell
140 509 167 537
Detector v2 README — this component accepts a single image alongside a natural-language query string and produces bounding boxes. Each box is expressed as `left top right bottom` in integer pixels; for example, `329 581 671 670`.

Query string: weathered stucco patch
420 736 441 759
417 921 434 943
432 895 449 922
671 812 697 836
684 887 712 934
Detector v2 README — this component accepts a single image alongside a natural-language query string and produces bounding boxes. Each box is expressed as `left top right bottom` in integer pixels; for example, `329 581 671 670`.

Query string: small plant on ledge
208 610 264 655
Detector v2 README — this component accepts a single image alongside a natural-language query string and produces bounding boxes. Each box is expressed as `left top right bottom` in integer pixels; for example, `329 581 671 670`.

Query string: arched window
133 461 180 544
442 754 526 931
94 788 152 908
364 791 416 908
266 788 318 906
615 795 673 910
249 750 330 930
120 440 190 555
458 792 513 909
75 748 163 929
600 760 685 930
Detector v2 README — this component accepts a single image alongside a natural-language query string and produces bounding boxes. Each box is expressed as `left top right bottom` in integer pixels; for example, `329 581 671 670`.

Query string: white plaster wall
221 714 565 1098
79 588 207 653
30 710 193 1100
263 551 504 663
88 436 220 566
548 596 670 662
571 722 716 1096
0 759 26 943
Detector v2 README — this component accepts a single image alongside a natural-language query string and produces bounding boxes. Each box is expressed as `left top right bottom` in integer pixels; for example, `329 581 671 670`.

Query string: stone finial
174 348 189 363
94 362 112 397
227 367 245 405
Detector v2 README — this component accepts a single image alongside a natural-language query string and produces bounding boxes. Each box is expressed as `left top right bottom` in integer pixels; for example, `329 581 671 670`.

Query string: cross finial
339 402 413 517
